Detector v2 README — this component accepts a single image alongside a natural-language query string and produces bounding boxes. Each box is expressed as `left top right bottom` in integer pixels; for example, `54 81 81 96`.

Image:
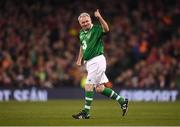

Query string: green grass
0 100 180 126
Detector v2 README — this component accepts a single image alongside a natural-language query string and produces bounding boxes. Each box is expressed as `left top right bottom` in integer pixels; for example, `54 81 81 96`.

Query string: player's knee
95 85 105 93
85 84 94 91
104 82 113 88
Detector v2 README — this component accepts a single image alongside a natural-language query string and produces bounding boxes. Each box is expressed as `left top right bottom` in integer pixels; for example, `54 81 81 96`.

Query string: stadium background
0 0 180 126
0 0 179 101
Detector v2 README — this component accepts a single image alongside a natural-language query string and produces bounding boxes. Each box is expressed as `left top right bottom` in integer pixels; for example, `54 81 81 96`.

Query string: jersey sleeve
79 31 83 45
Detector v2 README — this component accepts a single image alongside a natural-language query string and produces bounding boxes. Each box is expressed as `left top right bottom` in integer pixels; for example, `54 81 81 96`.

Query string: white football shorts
85 55 109 86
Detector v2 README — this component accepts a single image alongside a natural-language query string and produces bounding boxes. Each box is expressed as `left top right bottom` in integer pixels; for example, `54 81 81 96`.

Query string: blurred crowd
0 0 179 89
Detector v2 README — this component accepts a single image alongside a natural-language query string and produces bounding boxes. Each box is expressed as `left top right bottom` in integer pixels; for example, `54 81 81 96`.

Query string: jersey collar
84 24 93 33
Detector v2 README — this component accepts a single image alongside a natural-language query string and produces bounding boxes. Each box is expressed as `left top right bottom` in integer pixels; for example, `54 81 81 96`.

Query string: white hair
78 12 90 21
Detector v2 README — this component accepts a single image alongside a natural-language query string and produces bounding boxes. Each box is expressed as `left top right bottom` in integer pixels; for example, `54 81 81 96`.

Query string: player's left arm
94 9 109 33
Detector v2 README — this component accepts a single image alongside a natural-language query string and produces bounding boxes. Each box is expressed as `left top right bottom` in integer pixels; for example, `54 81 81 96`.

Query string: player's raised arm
76 46 83 66
94 9 109 32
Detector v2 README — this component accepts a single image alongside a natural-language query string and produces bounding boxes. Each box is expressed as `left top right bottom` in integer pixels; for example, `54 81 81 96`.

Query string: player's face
79 16 92 30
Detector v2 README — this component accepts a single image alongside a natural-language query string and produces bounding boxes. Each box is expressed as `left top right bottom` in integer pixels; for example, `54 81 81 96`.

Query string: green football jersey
79 24 105 60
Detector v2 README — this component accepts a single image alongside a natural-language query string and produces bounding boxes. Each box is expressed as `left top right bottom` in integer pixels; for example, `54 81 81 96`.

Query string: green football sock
102 87 125 105
84 91 94 114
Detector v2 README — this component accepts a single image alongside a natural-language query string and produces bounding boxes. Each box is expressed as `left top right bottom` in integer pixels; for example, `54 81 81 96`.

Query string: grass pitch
0 100 180 126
